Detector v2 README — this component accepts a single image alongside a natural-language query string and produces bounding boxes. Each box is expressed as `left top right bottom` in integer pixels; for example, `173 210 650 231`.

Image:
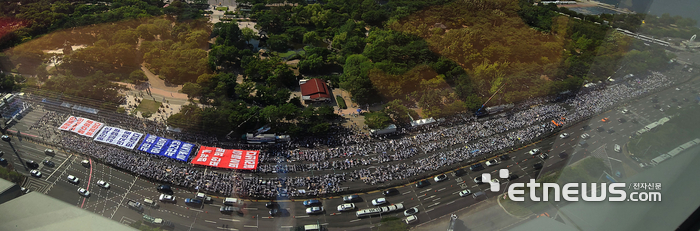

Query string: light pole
2 135 28 171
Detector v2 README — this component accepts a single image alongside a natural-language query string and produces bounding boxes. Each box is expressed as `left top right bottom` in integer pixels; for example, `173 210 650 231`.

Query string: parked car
434 174 447 182
539 153 548 159
303 199 322 207
265 202 279 209
383 188 399 196
499 155 510 161
372 198 388 206
474 176 483 184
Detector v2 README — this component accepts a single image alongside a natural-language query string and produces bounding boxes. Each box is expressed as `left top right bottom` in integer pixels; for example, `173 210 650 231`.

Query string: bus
356 207 383 218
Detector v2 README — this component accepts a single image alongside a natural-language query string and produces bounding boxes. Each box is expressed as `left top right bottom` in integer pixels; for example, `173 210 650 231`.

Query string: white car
337 203 356 212
528 148 540 155
96 180 110 189
371 198 387 206
159 194 175 202
614 144 621 153
474 176 483 184
306 206 324 214
67 175 79 184
621 109 629 114
405 215 418 224
30 169 42 178
404 207 419 216
491 178 500 184
485 159 498 166
559 133 569 139
580 133 590 139
434 174 447 182
80 160 90 167
77 188 90 197
459 189 472 197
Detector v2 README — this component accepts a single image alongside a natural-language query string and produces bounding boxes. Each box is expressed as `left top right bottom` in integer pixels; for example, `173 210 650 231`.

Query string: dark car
265 202 279 209
454 169 466 177
343 195 361 203
26 160 39 169
415 180 430 188
302 199 322 207
558 152 568 158
630 156 642 162
0 151 3 157
499 154 510 161
469 163 484 171
0 158 7 166
653 104 660 109
158 185 173 195
508 174 519 180
534 163 543 170
607 129 615 134
383 188 399 196
185 198 203 205
618 118 626 123
269 208 281 216
42 160 55 167
596 127 605 132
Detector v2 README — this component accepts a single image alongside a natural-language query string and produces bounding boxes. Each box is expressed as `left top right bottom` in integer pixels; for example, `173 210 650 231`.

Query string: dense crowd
21 70 677 198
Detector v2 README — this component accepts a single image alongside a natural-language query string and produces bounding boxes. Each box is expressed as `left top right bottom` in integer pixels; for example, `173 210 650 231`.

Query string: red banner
191 146 260 170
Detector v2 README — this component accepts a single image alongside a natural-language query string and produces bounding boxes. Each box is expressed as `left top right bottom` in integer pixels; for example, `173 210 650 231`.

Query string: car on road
458 189 472 197
220 206 241 214
371 198 387 206
383 188 399 196
80 160 90 167
596 127 605 132
185 198 203 205
434 174 447 182
0 151 3 157
306 206 324 215
539 153 548 159
614 144 621 152
157 185 173 195
474 176 483 184
265 202 279 209
269 208 281 216
485 159 499 166
559 152 568 158
195 192 213 203
96 180 110 189
159 194 175 202
343 195 361 202
621 108 629 114
26 160 39 169
337 203 356 212
534 163 543 170
303 199 322 207
491 178 500 184
67 175 79 184
508 174 519 180
499 154 510 161
77 188 90 197
404 207 419 216
469 163 484 171
630 156 642 162
454 169 467 176
559 133 569 139
44 149 55 156
30 169 42 178
580 133 590 139
639 163 651 169
0 158 6 166
601 118 609 122
415 180 430 188
405 215 418 224
528 148 540 155
42 160 55 167
607 128 615 134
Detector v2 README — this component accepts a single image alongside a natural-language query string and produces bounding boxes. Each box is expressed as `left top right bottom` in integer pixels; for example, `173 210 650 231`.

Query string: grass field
136 99 162 114
628 106 700 160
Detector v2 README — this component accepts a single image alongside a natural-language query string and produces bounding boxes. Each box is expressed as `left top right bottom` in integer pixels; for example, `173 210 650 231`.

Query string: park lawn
498 196 533 217
136 99 162 114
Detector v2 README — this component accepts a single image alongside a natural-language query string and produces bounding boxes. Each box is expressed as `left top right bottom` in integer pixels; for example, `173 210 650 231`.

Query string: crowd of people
20 70 677 198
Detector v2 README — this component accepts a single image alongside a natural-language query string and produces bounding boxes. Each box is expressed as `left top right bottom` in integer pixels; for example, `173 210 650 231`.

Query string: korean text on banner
84 122 104 137
58 116 78 131
190 146 259 170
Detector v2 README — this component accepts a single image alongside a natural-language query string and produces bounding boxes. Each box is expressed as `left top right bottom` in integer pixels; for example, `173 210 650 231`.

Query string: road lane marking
219 218 239 222
80 158 94 209
45 155 72 181
245 207 258 210
243 225 258 228
445 201 455 205
609 157 622 162
402 191 412 195
110 176 138 219
295 215 309 218
419 188 433 193
216 228 237 231
205 220 216 223
350 219 361 223
190 208 204 212
427 202 441 208
437 187 446 192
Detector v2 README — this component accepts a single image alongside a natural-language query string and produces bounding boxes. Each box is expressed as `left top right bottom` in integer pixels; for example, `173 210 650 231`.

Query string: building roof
0 191 136 231
300 79 330 100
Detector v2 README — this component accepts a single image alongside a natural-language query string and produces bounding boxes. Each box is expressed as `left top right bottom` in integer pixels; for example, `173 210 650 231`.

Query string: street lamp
2 135 28 171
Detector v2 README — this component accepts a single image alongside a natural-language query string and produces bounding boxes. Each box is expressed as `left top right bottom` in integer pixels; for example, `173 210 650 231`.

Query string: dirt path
140 63 183 93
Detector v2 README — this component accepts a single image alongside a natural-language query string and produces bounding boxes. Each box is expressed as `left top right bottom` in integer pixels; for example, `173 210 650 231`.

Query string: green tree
364 111 392 129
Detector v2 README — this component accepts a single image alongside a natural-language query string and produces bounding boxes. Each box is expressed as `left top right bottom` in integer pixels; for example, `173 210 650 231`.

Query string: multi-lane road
1 70 698 231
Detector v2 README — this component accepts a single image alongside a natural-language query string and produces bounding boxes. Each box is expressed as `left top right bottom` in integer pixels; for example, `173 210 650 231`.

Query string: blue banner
137 134 194 161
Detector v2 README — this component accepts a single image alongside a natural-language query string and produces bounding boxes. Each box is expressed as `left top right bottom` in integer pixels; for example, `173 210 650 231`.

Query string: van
143 198 157 207
304 224 322 231
224 197 239 206
614 144 621 152
472 191 485 199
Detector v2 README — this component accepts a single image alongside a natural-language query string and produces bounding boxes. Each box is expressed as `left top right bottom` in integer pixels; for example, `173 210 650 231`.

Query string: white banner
93 126 143 150
58 116 104 137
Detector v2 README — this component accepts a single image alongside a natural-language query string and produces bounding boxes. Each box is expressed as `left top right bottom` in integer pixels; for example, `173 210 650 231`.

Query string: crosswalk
23 177 51 193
